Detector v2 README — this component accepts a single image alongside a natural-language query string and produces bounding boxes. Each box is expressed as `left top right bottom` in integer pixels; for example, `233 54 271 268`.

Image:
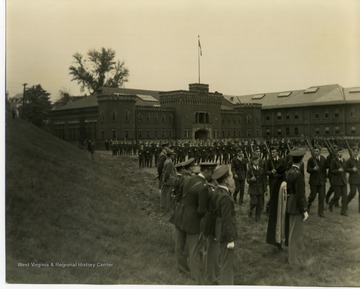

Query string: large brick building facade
49 83 262 144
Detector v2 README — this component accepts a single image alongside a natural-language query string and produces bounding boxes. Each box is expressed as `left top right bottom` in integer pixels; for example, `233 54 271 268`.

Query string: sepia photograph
3 0 360 288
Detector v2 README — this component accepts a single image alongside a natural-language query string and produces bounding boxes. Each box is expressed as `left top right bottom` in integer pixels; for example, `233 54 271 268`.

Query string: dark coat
330 158 347 186
345 157 360 185
178 175 209 234
286 165 308 215
230 157 247 180
246 166 267 195
306 155 327 185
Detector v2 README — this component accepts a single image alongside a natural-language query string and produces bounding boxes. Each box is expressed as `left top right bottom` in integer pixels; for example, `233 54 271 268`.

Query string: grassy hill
5 113 360 285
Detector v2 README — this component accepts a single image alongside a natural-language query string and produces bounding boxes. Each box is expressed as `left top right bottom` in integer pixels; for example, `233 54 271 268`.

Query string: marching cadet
329 147 348 216
286 149 309 266
247 156 267 221
306 145 327 217
345 146 360 213
230 149 247 205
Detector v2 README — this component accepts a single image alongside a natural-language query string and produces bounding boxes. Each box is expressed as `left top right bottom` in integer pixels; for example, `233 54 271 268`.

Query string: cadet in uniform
345 146 360 213
306 145 327 217
230 149 247 205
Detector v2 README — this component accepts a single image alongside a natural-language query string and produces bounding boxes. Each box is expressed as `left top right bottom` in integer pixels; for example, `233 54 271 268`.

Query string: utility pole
22 83 27 119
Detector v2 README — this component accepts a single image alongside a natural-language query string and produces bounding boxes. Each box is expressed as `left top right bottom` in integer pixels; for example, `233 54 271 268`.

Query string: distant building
49 83 262 143
48 83 360 144
223 84 360 138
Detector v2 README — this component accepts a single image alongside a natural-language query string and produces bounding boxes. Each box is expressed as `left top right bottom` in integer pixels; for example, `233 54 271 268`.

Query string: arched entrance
195 129 209 140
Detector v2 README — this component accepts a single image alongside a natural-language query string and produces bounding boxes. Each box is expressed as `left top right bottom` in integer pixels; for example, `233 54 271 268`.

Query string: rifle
244 150 255 178
305 138 315 158
264 140 275 170
343 136 354 159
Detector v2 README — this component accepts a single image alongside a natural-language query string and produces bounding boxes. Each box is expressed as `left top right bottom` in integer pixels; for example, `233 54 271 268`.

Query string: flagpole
198 35 200 84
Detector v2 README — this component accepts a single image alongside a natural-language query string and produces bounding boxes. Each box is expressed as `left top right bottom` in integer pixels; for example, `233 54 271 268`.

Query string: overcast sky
5 0 360 101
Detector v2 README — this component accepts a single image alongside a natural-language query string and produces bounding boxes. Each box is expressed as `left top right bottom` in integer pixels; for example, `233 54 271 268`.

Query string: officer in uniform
173 162 217 284
230 149 247 205
286 149 309 266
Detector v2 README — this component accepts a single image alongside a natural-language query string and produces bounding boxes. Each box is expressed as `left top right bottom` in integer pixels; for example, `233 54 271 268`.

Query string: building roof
223 84 360 109
53 87 162 111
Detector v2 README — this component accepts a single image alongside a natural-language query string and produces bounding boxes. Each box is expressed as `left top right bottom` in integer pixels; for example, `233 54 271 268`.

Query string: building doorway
195 129 209 140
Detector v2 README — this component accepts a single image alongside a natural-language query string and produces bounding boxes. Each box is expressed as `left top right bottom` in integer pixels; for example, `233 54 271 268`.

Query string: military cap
182 157 195 167
289 148 306 157
161 142 169 147
212 165 229 180
313 145 321 150
335 147 344 153
175 162 184 169
199 162 217 168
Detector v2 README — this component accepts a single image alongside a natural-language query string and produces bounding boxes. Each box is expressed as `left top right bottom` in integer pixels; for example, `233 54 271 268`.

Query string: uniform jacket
213 186 237 243
345 156 360 185
161 158 177 186
179 174 209 234
265 157 286 184
330 157 348 186
246 166 267 195
286 165 308 215
230 157 247 180
306 155 327 185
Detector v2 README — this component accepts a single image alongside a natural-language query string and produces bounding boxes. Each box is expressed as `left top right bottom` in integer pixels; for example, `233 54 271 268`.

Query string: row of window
266 126 357 136
266 110 358 122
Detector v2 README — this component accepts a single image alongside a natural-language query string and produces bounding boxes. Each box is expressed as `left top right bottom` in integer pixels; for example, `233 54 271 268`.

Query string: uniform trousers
330 185 348 214
249 194 264 220
348 184 360 212
204 237 220 285
174 227 190 276
288 214 305 266
160 185 172 209
308 184 325 215
234 179 245 204
187 233 203 284
219 242 235 285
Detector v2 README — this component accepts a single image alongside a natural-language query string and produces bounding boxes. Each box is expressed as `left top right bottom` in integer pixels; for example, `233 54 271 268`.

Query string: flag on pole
198 38 202 56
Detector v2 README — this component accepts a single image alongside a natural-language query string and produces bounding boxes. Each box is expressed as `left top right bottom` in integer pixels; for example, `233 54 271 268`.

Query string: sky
4 0 360 102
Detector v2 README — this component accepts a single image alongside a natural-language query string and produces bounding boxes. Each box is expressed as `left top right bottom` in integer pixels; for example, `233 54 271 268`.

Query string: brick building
49 83 262 144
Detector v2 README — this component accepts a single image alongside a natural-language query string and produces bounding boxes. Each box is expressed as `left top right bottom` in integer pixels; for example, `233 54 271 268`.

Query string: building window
314 113 320 119
257 130 261 137
146 114 150 121
101 111 105 122
139 130 142 139
334 127 340 135
334 110 339 118
162 130 165 138
294 127 299 135
266 129 270 136
195 112 209 124
277 128 282 136
266 116 271 121
169 130 172 138
233 131 236 137
138 113 142 122
325 127 330 135
147 130 150 138
247 129 251 137
154 114 158 122
101 130 105 139
286 114 290 120
277 112 282 121
125 130 129 139
162 114 166 123
112 129 117 139
285 127 290 135
315 128 320 135
351 126 356 134
222 131 225 138
350 109 356 118
294 114 299 120
112 110 117 121
125 110 130 122
155 131 158 138
324 111 329 119
246 115 252 123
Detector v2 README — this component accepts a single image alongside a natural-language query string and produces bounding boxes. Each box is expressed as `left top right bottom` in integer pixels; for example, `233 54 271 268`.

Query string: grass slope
6 114 360 285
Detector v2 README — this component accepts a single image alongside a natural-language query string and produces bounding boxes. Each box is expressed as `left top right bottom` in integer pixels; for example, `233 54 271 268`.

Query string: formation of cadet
143 135 360 284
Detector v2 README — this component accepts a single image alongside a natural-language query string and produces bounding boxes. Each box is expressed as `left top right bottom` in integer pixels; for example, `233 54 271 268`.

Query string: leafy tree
53 89 72 108
20 84 52 128
69 47 129 95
